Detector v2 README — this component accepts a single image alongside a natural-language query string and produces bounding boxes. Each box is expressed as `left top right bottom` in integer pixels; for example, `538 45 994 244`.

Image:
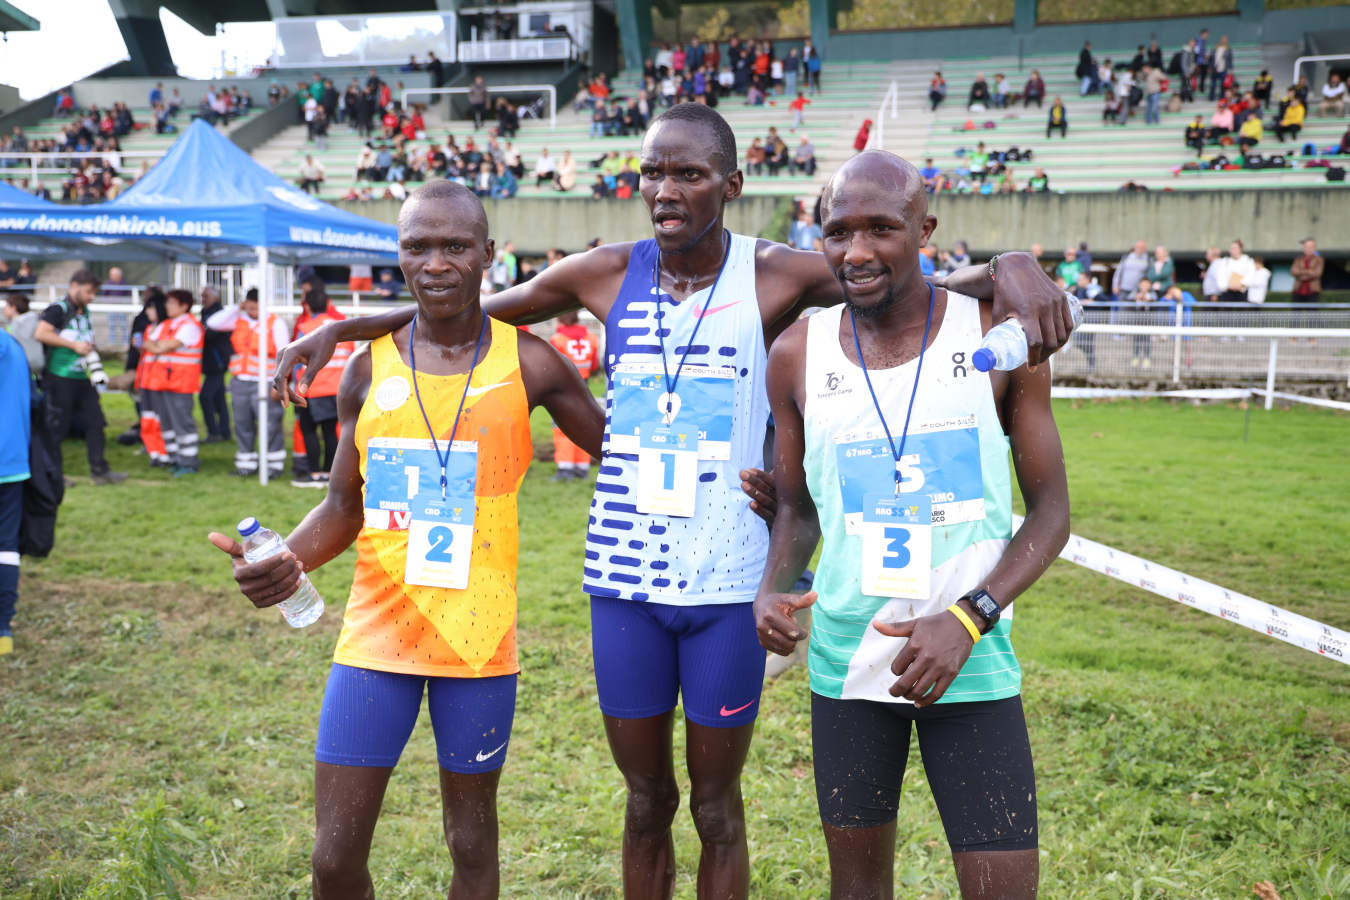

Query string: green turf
2 392 1348 898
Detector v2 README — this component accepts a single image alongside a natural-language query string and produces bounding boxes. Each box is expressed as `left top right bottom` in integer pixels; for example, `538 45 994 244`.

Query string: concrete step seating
913 45 1349 191
249 61 900 202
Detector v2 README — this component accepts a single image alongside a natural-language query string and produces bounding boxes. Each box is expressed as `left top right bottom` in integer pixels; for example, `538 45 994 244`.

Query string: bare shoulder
337 344 374 417
767 316 809 365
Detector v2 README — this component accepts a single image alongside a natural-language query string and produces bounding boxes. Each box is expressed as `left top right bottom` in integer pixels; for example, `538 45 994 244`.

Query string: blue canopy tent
0 121 401 483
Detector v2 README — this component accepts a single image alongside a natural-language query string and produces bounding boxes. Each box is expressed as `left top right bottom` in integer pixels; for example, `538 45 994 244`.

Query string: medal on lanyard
403 313 485 590
635 233 730 517
857 283 935 600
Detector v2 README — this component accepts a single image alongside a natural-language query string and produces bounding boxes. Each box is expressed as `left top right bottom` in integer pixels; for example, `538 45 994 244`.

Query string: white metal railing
401 84 557 130
458 37 575 63
868 80 900 152
1292 54 1350 87
0 150 167 191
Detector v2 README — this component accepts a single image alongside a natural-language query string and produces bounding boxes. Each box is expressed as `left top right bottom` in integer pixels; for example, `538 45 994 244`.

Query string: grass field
2 392 1348 899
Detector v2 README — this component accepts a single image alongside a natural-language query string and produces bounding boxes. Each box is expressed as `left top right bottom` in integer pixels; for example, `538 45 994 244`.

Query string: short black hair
650 103 738 176
401 179 489 242
166 288 194 312
70 268 99 287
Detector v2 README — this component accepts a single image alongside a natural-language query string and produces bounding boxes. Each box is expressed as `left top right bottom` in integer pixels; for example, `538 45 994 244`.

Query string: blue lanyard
848 282 935 496
409 312 487 499
652 231 731 419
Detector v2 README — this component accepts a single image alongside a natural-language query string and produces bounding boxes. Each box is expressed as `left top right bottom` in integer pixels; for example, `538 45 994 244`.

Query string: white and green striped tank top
802 293 1019 704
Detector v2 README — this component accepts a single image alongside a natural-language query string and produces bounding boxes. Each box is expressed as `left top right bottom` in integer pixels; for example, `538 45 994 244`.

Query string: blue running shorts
590 596 765 728
315 663 517 773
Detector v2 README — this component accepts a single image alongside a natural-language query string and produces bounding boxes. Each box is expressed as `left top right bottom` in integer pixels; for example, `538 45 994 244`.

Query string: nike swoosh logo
465 382 510 397
719 700 756 717
696 300 743 318
475 740 508 762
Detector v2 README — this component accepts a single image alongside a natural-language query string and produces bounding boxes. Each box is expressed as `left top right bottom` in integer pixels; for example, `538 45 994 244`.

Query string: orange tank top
335 316 532 677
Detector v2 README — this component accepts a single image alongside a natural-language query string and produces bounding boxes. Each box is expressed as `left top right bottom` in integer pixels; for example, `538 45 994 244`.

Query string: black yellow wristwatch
962 589 1000 634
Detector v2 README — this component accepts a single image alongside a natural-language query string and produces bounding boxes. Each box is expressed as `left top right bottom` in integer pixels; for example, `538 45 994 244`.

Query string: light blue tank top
583 233 770 605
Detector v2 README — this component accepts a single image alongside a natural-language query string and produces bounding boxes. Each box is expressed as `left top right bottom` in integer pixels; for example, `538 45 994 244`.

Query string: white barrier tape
1012 515 1350 665
1249 390 1350 412
1051 387 1254 401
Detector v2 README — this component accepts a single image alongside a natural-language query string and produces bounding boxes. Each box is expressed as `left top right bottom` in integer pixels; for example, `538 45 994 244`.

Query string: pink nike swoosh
696 300 743 318
719 699 756 717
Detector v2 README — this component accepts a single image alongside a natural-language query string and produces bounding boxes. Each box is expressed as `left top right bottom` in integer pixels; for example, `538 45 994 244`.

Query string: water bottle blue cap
972 347 996 372
237 517 260 537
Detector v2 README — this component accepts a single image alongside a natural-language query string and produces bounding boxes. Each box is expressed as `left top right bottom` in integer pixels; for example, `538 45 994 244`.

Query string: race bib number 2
405 490 475 590
860 493 932 600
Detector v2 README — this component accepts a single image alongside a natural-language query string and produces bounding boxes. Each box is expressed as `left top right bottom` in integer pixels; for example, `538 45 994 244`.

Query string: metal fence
1053 303 1350 387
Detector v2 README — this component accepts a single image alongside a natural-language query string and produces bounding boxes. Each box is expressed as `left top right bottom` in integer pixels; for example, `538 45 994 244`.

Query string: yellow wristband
946 605 982 644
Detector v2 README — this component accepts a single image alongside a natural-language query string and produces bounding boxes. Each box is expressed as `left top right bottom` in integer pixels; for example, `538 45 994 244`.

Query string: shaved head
399 180 489 243
821 150 927 223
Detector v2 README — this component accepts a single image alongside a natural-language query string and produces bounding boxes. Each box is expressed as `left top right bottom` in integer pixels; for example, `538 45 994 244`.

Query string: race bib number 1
860 493 932 600
405 486 475 589
637 423 698 517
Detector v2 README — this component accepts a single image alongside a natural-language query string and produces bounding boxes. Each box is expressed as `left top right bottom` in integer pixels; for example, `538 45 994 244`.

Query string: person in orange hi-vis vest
291 278 348 484
134 302 170 468
142 289 204 475
291 283 353 488
548 308 599 480
206 287 290 477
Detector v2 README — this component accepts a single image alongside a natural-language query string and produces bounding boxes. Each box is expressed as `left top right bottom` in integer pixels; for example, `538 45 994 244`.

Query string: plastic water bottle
237 517 324 628
972 293 1085 372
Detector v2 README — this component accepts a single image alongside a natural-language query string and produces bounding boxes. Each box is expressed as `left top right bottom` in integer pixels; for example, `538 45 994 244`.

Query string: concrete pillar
809 0 836 55
1013 0 1037 34
616 0 652 74
105 0 176 76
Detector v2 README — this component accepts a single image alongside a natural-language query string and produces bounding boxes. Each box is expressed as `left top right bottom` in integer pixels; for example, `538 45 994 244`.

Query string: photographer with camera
33 270 126 485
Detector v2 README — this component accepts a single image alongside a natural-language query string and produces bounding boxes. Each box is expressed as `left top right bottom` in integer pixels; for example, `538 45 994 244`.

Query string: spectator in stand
1238 113 1263 152
789 92 810 130
1046 97 1068 138
745 138 766 176
1144 65 1165 125
142 289 203 475
3 293 43 376
929 71 947 110
206 288 289 478
993 74 1010 109
784 47 801 97
947 240 971 272
375 268 402 301
1129 278 1158 367
791 136 817 176
491 161 518 199
805 39 822 94
554 150 577 192
1024 70 1046 108
1193 29 1212 92
1177 41 1198 103
1147 40 1164 70
1209 36 1233 102
1055 247 1084 285
968 72 991 109
1211 240 1256 301
34 270 125 483
1291 238 1323 303
1103 90 1122 124
968 142 990 182
1208 103 1234 141
1077 42 1097 95
918 157 941 193
298 155 325 194
1025 167 1050 192
1320 73 1347 117
788 209 821 250
654 44 674 76
468 76 488 129
1275 93 1305 142
1112 240 1150 301
1185 115 1206 155
102 267 130 298
1252 70 1274 109
198 287 232 444
534 148 556 187
1115 68 1136 125
1147 246 1175 291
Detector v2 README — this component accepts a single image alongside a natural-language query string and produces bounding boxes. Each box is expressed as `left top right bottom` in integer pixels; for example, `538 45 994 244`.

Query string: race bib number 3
836 416 985 534
405 490 475 589
860 493 932 600
637 424 698 517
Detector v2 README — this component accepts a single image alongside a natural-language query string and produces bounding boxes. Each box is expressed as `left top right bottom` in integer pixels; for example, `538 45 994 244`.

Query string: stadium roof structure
0 1 39 34
0 118 398 264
